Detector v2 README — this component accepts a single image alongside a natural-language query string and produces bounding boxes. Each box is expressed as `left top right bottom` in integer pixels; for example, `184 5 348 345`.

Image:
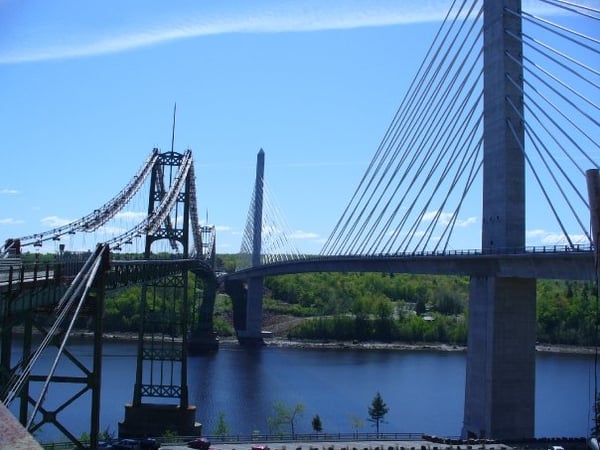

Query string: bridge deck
228 250 595 281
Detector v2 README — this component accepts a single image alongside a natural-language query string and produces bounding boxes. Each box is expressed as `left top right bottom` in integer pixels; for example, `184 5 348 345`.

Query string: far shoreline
20 329 599 356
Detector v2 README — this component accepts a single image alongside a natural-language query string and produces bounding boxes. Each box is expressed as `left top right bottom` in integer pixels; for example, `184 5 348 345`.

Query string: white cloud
41 216 72 227
0 1 462 64
0 189 19 195
526 229 590 246
96 225 127 235
456 217 477 227
115 211 147 220
290 230 319 240
422 210 477 227
0 218 24 225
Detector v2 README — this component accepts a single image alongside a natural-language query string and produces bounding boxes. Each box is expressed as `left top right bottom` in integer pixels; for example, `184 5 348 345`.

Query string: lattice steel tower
119 150 200 438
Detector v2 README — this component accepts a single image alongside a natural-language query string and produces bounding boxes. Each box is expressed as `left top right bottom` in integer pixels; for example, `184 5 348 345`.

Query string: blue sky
0 0 597 255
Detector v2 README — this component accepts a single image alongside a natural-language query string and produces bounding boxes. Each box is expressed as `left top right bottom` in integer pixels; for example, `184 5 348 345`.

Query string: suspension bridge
1 0 599 447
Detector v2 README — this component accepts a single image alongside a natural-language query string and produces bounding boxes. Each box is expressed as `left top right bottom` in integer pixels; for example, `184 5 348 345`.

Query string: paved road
160 440 511 450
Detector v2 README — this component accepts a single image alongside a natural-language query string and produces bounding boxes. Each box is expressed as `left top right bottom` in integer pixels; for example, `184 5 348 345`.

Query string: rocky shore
219 336 598 355
21 328 599 356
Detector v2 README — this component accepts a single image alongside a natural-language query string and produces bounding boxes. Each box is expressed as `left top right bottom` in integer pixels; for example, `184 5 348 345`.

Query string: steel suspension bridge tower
118 150 201 438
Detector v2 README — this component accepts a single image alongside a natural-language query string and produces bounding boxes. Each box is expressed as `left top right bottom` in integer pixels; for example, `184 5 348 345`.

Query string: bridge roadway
227 247 595 281
0 258 214 318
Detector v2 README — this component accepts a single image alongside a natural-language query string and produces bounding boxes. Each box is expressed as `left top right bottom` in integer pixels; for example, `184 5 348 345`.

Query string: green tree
311 414 323 433
592 392 600 437
267 401 304 435
349 414 364 437
368 392 389 435
213 411 229 437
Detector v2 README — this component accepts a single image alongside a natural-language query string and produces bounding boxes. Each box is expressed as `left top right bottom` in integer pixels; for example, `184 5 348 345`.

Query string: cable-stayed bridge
229 0 599 441
0 0 598 446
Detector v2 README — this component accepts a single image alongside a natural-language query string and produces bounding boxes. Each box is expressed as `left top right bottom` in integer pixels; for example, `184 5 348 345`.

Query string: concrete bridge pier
463 276 536 438
189 273 220 354
237 277 265 345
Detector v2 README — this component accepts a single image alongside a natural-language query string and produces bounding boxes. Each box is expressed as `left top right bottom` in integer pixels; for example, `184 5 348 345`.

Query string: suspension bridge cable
104 150 193 249
522 91 591 203
503 44 599 175
523 55 600 125
12 149 159 248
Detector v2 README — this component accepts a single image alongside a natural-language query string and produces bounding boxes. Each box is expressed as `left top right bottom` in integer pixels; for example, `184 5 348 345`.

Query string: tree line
261 272 598 347
22 252 598 347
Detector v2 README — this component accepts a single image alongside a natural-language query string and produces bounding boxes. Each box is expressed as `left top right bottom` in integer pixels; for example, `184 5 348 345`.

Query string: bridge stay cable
506 1 599 248
321 0 473 254
239 174 303 268
540 0 600 18
342 0 482 255
354 19 483 255
375 43 483 255
322 0 484 256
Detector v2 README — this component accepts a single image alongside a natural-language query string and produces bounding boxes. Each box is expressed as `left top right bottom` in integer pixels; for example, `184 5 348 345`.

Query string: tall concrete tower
463 0 537 439
239 149 265 344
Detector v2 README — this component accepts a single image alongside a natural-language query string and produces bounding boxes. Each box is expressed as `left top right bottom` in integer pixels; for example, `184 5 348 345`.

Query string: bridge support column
237 276 265 345
189 274 219 354
463 276 536 439
237 149 266 345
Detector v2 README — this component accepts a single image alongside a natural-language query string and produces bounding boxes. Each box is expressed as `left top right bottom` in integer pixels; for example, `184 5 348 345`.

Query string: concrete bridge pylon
463 0 536 439
236 149 266 345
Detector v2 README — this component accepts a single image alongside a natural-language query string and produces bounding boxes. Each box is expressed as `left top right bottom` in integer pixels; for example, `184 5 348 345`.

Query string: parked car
139 438 160 449
112 439 141 450
187 437 210 449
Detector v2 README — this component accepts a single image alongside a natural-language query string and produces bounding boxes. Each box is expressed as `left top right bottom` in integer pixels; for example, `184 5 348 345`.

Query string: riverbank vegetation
22 252 598 347
261 272 598 347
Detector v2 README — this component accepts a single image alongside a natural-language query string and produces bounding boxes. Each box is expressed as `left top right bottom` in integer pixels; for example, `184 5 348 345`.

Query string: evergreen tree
213 411 229 437
368 392 389 435
312 414 323 433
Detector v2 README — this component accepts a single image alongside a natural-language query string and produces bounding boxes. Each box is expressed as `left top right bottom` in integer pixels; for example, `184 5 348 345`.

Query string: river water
10 340 597 442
